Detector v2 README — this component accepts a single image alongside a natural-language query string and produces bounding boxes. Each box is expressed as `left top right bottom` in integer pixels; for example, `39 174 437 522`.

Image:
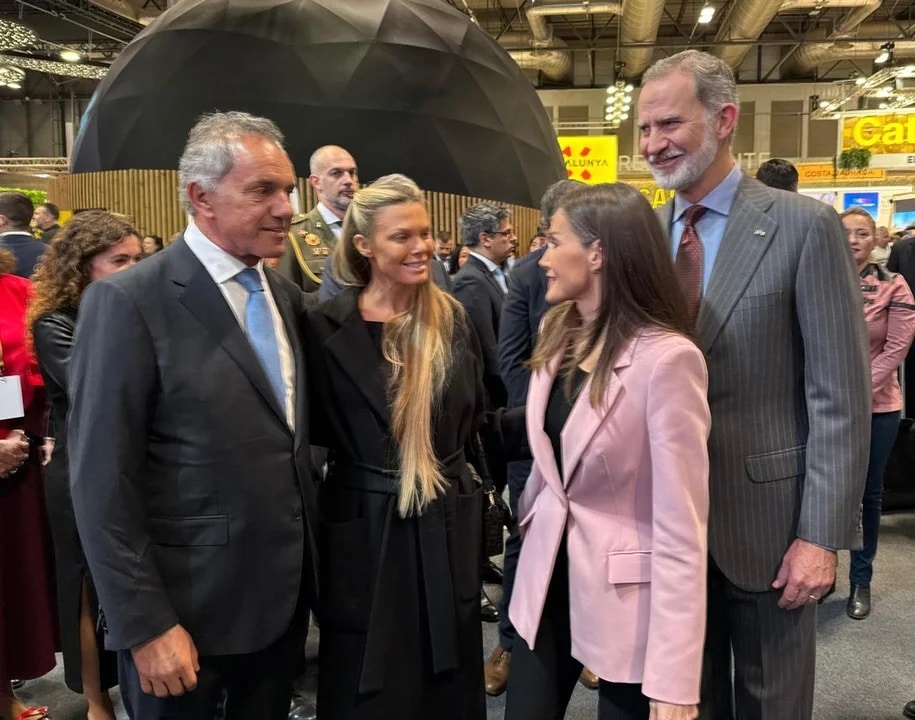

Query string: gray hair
178 111 287 215
540 179 584 232
642 50 738 139
460 202 511 247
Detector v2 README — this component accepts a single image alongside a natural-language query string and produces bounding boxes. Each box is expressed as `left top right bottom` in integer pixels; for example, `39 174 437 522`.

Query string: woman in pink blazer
504 183 710 720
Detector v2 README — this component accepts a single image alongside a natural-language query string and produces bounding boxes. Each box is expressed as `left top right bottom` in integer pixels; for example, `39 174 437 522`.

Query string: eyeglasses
490 229 516 238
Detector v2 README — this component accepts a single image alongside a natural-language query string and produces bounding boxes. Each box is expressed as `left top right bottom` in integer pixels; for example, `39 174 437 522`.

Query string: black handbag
472 433 515 557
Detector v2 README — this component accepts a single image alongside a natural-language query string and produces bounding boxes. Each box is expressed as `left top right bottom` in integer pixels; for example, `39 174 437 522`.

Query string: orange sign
796 163 886 182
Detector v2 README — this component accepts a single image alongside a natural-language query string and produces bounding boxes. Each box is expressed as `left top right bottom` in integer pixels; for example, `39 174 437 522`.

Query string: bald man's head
309 145 358 216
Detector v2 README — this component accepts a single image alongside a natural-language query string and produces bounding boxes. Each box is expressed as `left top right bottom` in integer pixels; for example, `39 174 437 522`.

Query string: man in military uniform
276 145 358 292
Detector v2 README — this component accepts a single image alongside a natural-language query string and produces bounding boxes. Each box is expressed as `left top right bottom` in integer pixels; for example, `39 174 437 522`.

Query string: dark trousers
119 616 307 720
701 559 816 720
850 410 901 587
504 542 649 720
497 459 529 651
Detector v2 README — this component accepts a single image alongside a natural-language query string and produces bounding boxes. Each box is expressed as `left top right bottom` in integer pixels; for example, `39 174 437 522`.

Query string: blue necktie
235 268 285 409
493 266 508 293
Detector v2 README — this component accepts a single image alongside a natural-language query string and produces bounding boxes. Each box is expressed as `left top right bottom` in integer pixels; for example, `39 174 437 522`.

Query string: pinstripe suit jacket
658 175 871 592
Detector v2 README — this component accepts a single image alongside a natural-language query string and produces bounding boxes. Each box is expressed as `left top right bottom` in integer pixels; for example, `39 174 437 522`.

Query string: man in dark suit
640 50 870 720
0 192 47 277
68 111 318 720
33 201 62 243
483 179 584 697
276 145 357 293
453 201 515 410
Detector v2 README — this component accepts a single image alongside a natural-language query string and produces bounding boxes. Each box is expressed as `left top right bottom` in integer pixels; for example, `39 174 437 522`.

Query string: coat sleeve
452 273 500 381
318 257 343 302
498 266 534 408
642 342 710 706
871 276 915 391
68 280 179 649
32 314 73 401
794 205 872 549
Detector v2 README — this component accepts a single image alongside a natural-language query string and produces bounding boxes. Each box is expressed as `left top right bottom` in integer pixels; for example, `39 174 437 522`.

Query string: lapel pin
753 229 766 236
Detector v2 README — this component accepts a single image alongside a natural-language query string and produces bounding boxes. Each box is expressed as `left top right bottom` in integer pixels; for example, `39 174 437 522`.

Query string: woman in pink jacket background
840 207 915 620
504 183 710 720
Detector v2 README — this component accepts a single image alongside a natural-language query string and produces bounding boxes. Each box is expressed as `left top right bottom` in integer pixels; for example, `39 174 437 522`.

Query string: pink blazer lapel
527 353 565 500
560 335 638 485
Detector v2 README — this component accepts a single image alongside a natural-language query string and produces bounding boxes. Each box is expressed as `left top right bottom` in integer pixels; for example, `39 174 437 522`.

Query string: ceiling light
6 81 20 89
0 54 108 79
875 42 894 65
59 49 81 63
879 102 888 109
855 75 867 85
0 20 37 52
818 100 829 108
698 4 715 23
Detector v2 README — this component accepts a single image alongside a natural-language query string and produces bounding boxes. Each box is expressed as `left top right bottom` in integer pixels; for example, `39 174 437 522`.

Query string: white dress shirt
316 202 344 239
184 220 296 428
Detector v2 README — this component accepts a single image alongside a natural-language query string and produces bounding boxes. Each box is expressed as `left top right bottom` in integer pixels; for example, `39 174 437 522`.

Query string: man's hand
772 538 837 610
131 624 200 697
40 437 54 466
649 700 698 720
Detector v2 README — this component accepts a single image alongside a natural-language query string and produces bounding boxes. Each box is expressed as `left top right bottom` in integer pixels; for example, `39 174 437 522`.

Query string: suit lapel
467 255 505 300
527 353 565 499
696 177 777 352
560 336 635 484
322 289 390 423
170 239 290 432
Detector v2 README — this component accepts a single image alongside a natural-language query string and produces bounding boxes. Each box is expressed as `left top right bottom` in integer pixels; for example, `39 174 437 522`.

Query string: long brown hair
530 183 691 407
333 174 462 517
27 211 139 330
0 248 15 275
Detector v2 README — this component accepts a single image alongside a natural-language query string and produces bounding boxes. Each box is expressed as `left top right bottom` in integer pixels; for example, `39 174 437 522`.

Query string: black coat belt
329 448 467 695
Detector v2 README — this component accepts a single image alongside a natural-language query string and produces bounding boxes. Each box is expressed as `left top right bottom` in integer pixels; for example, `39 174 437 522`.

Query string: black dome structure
71 0 565 208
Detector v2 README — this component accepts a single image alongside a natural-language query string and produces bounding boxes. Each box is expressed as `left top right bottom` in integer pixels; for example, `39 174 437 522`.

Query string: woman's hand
0 430 30 476
649 700 699 720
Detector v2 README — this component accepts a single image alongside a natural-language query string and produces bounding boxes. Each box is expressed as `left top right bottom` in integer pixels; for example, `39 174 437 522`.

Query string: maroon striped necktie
676 204 708 327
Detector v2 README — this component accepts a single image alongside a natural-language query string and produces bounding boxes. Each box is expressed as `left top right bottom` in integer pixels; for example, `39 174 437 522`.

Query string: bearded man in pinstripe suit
638 50 870 720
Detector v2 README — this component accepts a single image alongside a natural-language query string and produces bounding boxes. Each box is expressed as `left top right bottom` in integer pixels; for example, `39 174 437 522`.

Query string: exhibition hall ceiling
1 0 914 97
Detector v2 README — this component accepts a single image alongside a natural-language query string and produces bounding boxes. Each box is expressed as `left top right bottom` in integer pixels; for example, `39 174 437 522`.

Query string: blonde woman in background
301 174 486 719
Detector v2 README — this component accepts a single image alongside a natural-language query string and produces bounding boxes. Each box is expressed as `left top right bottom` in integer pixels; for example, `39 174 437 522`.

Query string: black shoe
482 560 503 585
818 581 836 604
481 590 500 623
903 699 915 719
846 585 871 619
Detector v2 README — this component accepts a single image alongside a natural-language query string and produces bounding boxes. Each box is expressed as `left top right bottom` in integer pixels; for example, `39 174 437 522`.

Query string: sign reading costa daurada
557 136 618 184
841 112 915 168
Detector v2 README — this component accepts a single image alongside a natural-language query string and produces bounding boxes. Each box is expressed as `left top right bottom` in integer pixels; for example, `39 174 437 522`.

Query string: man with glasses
454 201 514 411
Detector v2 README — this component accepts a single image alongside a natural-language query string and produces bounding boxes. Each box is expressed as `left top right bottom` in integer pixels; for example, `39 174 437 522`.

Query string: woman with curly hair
28 211 142 720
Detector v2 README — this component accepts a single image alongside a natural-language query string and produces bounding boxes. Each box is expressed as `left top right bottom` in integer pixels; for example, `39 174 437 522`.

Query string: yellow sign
558 136 617 184
842 113 915 154
796 163 886 182
623 180 676 208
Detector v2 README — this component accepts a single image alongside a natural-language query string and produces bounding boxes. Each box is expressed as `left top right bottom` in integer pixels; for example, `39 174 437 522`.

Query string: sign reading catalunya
558 136 618 184
842 112 915 169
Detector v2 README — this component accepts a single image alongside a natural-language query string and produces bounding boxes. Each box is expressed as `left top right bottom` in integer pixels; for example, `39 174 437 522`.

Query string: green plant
0 187 47 206
838 147 872 170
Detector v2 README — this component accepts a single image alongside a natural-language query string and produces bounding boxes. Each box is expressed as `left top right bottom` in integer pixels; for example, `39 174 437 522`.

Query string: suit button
293 509 302 521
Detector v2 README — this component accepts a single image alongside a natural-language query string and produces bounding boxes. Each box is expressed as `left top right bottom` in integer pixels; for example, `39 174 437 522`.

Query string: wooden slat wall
48 171 540 255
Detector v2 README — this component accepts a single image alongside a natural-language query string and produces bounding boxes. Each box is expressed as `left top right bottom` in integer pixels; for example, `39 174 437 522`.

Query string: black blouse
544 365 589 477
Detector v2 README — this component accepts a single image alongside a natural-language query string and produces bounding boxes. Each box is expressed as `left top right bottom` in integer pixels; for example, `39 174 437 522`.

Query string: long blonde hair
333 174 461 516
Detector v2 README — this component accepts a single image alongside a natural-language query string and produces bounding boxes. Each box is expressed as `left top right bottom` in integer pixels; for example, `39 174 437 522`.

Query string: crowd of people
0 48 911 720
